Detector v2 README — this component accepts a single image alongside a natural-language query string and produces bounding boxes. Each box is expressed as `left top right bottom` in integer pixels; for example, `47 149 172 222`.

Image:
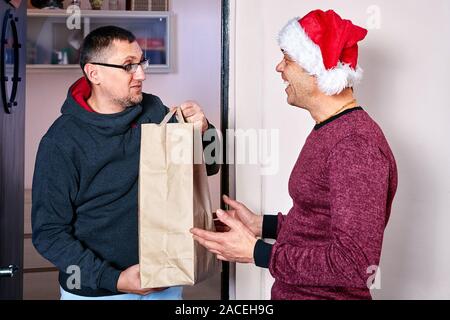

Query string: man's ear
83 64 100 85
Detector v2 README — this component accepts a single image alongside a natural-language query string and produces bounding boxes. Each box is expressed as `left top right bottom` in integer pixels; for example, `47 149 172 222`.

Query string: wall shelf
27 9 171 73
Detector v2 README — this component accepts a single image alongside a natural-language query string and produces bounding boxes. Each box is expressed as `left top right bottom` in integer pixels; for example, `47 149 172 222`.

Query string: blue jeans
60 286 183 300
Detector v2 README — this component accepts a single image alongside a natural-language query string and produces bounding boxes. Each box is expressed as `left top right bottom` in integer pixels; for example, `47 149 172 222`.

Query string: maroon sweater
253 107 398 300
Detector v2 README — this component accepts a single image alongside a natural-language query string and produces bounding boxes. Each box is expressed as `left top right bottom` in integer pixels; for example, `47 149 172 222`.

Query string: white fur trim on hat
277 18 363 96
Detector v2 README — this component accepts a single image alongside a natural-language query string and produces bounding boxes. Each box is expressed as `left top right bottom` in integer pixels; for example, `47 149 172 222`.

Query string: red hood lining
70 77 95 113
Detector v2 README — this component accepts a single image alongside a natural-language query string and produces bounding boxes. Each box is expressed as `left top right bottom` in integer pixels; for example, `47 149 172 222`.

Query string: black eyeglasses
89 58 150 74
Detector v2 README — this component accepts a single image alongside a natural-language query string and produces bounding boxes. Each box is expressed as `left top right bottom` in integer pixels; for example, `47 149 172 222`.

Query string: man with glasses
31 26 220 300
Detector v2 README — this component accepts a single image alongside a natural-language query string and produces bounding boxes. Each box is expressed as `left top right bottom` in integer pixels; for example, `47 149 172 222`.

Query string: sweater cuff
262 214 278 239
202 119 215 141
253 239 273 269
98 264 122 293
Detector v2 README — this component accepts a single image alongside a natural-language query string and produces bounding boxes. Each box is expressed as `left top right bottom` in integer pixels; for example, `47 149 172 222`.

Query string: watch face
7 0 22 8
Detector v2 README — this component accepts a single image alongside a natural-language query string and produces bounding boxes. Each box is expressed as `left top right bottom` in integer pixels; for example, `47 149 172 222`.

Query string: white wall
25 0 222 210
231 0 450 299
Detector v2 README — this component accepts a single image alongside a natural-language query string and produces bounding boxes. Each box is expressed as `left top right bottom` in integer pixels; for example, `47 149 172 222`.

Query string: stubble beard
289 82 314 109
113 92 143 109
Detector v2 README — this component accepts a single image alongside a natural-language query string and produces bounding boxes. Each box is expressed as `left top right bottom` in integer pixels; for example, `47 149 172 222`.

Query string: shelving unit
27 9 171 73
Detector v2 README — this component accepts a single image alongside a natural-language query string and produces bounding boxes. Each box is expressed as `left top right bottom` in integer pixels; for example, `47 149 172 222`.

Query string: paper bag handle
159 107 186 125
176 108 186 124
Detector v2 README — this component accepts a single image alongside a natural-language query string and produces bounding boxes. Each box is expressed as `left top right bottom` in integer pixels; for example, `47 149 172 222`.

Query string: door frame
220 0 235 301
221 0 272 300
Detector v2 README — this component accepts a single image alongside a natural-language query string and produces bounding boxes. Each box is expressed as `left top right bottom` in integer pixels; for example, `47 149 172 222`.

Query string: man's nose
276 61 284 73
133 65 146 81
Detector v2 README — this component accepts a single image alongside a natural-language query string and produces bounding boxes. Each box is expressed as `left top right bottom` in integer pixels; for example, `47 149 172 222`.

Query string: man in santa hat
191 9 398 300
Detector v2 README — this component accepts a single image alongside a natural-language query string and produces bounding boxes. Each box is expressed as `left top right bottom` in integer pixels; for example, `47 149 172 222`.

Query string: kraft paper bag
139 108 219 288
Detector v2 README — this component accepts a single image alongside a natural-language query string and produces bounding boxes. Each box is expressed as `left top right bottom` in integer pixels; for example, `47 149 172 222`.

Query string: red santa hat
278 10 368 95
